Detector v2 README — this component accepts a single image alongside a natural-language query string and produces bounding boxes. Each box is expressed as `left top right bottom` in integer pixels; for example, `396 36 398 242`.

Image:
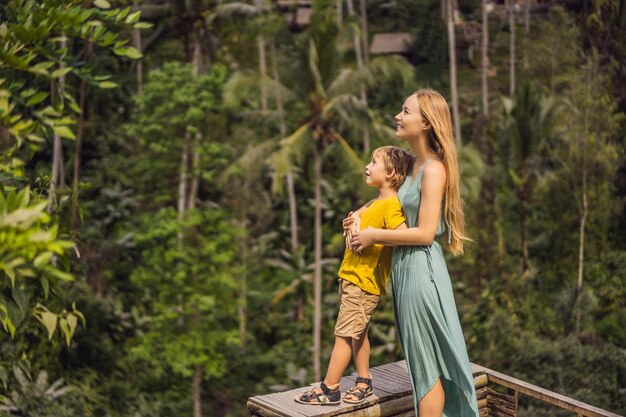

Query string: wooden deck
247 361 487 417
247 360 623 417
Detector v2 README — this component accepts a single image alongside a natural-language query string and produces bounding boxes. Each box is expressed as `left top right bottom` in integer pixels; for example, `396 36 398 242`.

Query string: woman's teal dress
391 158 479 417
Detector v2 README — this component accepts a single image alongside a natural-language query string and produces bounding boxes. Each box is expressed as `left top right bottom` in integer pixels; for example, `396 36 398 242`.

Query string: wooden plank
332 395 414 417
248 397 293 417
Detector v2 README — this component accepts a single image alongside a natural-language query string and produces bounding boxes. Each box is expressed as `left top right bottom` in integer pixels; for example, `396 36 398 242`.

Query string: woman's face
394 95 428 141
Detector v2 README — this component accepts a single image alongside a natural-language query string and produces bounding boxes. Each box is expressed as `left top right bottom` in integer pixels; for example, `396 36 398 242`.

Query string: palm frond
237 108 286 127
220 139 277 185
458 144 485 204
327 55 414 97
270 124 312 196
223 70 295 109
333 131 366 178
322 93 368 123
335 21 361 54
308 37 327 99
207 2 260 25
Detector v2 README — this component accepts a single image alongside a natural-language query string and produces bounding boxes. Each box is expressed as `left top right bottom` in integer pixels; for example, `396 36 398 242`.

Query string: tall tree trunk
359 0 369 64
48 37 67 213
575 153 587 334
270 42 301 322
178 132 191 218
524 0 529 32
521 0 530 70
270 41 299 252
519 182 529 275
481 0 489 116
337 0 343 26
575 81 590 335
132 2 143 94
509 0 516 97
346 0 370 153
71 40 91 229
313 143 322 381
187 29 205 210
187 132 201 210
255 0 268 111
446 0 462 146
239 195 248 350
193 365 202 417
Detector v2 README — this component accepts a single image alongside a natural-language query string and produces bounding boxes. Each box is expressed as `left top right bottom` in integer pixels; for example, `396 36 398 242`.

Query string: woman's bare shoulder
423 159 446 181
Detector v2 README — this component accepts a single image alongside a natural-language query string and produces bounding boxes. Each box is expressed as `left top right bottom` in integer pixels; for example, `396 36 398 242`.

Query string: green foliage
0 186 83 341
126 207 241 381
0 0 146 182
129 61 228 151
499 82 558 189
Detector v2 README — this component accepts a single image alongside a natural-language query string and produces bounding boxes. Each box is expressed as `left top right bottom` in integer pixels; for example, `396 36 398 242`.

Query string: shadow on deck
247 360 622 417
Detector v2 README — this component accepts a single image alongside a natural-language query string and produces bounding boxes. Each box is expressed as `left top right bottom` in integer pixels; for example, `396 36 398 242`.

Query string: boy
295 145 413 405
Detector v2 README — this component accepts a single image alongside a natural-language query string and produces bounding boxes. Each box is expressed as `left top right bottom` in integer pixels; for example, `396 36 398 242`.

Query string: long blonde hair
412 88 471 256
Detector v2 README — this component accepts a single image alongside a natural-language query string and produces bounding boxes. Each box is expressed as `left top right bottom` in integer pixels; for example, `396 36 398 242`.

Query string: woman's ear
422 120 431 131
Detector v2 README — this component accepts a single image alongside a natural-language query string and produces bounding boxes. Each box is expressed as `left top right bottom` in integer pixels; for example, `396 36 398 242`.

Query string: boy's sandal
343 375 373 404
294 382 341 405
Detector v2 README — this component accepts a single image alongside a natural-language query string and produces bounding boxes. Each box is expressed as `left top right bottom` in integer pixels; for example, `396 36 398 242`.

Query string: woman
346 89 479 417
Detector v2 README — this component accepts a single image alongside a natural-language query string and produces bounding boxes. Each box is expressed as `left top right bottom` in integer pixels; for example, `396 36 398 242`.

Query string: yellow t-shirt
338 196 406 295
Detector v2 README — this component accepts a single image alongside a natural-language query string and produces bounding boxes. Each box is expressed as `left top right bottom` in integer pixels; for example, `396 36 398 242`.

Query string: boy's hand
342 211 355 237
351 215 361 236
343 213 362 254
342 211 361 253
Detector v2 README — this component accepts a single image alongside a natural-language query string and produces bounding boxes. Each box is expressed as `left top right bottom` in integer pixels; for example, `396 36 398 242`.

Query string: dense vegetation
1 0 625 416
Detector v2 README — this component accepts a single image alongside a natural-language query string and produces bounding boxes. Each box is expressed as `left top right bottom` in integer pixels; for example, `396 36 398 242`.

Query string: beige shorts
334 279 380 340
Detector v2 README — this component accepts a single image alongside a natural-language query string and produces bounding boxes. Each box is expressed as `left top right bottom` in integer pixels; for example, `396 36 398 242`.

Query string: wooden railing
247 360 623 417
472 363 623 417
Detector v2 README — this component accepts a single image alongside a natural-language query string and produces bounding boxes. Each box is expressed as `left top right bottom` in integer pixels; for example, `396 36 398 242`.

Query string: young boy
295 145 414 406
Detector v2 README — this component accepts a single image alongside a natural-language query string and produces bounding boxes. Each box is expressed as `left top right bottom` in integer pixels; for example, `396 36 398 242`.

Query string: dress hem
413 373 479 417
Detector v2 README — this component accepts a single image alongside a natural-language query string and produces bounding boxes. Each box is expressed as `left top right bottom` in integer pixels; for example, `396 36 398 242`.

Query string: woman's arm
350 162 446 252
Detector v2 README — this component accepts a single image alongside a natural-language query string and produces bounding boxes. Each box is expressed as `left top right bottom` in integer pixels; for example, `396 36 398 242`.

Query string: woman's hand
350 226 377 255
342 211 361 251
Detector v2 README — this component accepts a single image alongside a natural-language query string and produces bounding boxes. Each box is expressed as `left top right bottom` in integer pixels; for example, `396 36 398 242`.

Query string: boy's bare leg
308 335 352 395
344 329 371 401
324 335 352 385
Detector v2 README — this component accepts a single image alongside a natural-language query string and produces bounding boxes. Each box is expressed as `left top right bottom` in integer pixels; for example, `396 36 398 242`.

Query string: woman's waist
392 239 442 252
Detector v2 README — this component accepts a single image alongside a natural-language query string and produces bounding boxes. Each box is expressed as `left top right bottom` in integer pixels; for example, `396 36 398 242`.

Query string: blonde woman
346 89 479 417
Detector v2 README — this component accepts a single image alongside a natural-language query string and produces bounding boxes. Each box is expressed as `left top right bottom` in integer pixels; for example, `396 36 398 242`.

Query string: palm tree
500 82 557 278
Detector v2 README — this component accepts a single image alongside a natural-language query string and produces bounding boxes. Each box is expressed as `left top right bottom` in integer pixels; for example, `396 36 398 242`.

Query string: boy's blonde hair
371 146 415 191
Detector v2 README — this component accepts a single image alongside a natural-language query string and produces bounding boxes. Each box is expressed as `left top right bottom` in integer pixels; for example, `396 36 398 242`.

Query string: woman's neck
408 137 437 164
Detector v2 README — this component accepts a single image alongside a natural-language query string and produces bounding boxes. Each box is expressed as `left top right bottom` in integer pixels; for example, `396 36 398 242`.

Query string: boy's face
365 154 393 188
